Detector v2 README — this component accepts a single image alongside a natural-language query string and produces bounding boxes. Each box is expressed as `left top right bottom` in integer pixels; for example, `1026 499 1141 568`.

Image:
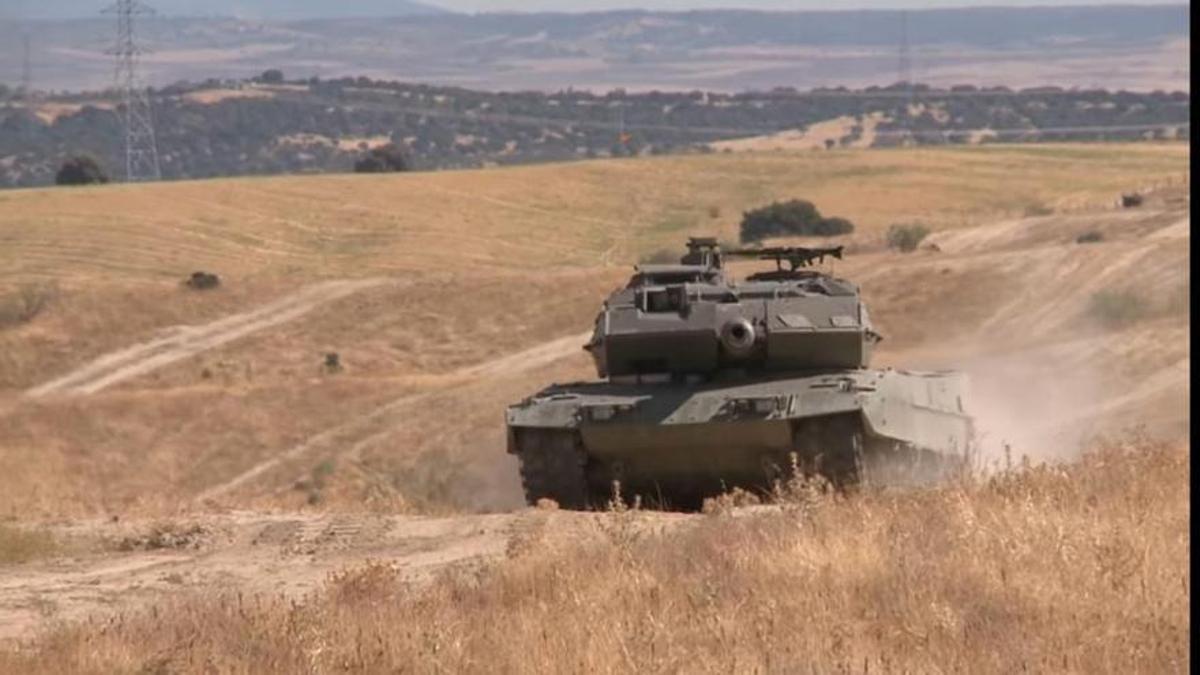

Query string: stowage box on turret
506 238 973 509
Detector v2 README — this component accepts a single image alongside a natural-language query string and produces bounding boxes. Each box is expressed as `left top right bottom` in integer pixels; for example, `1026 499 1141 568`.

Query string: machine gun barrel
723 245 844 271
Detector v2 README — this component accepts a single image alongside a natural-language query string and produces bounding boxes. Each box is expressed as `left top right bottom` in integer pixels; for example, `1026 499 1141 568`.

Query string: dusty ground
0 145 1189 647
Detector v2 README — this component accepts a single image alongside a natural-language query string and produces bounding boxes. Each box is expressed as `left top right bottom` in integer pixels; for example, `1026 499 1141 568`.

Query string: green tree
739 200 854 243
55 156 109 186
353 144 410 173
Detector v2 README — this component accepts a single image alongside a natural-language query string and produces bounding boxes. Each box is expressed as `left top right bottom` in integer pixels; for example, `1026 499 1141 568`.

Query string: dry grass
0 144 1186 285
0 434 1186 673
0 145 1188 519
0 524 57 566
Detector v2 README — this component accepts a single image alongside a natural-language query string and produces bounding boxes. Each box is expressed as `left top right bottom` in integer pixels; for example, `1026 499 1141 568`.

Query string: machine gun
683 237 844 272
724 245 844 272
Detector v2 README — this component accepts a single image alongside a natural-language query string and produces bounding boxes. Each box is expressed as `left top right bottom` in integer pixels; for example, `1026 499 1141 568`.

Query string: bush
0 282 58 329
886 223 931 252
1076 230 1104 244
1023 203 1054 217
739 199 855 243
1088 290 1146 328
354 145 410 174
1121 193 1143 208
55 156 109 186
185 272 221 290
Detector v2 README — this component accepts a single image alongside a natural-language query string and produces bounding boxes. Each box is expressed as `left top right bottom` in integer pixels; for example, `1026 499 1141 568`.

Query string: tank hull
506 369 973 509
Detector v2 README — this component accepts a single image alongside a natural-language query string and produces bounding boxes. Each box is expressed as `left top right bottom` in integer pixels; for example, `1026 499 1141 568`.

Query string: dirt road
25 279 392 399
0 508 694 643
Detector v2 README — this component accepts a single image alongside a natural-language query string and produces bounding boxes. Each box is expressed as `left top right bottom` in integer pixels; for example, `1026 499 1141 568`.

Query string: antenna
103 0 162 182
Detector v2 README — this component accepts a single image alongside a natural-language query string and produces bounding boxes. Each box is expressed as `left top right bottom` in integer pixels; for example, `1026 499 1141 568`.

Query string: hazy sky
0 0 1186 19
434 0 1185 11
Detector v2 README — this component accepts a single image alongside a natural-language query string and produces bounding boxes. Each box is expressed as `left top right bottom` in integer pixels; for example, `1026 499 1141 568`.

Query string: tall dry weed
1 435 1188 674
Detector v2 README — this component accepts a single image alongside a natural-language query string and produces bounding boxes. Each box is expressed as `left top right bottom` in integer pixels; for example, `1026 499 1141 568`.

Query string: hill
3 0 449 20
0 77 1189 187
0 143 1189 668
1 5 1189 93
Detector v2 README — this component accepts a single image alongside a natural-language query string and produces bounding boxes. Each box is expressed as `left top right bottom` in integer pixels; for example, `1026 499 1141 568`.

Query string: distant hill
0 74 1188 188
2 5 1187 94
4 0 450 20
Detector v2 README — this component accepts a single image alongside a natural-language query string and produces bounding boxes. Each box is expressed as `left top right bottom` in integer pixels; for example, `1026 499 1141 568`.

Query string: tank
506 237 974 509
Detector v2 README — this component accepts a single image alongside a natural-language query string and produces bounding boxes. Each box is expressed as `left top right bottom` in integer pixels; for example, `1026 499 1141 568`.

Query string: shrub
1121 193 1143 208
886 223 931 252
1076 230 1104 244
1088 290 1146 328
185 272 221 290
1023 203 1054 217
354 144 410 173
55 156 109 186
0 282 58 329
739 199 855 243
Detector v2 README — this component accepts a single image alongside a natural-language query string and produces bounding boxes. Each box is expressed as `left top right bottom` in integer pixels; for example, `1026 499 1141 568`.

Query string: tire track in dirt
0 508 693 643
0 512 516 642
25 279 392 399
195 331 593 503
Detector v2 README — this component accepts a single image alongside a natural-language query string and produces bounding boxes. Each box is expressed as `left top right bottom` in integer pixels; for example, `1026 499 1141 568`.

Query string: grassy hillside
0 143 1189 667
2 78 1188 188
0 143 1189 519
0 143 1186 282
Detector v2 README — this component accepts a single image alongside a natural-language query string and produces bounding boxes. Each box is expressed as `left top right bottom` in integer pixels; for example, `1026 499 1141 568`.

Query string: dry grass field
0 142 1189 670
0 436 1186 674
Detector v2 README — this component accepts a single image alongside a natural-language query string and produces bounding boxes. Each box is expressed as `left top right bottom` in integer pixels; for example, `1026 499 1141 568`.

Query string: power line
103 0 161 182
898 10 912 105
20 31 33 100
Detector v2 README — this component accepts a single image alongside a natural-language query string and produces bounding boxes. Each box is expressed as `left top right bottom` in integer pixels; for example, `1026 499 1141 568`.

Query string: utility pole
898 10 913 106
104 0 162 182
20 31 33 101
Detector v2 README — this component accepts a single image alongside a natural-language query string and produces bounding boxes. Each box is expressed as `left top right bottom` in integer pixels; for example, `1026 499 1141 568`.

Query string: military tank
506 237 973 509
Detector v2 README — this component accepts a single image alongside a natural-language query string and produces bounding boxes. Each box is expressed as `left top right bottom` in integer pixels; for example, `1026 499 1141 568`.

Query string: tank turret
585 238 881 379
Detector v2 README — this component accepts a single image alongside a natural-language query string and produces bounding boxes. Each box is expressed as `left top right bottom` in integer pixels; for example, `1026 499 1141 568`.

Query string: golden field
0 436 1187 674
0 142 1189 670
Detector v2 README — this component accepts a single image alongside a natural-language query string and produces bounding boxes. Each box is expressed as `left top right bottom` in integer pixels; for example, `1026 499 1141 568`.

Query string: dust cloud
957 347 1113 471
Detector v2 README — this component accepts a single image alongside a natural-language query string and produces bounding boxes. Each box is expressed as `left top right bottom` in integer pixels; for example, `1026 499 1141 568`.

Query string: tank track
789 413 866 489
513 428 594 510
790 413 965 489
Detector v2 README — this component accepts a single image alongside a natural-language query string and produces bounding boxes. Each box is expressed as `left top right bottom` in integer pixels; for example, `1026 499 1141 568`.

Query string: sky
433 0 1184 11
0 0 1186 17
